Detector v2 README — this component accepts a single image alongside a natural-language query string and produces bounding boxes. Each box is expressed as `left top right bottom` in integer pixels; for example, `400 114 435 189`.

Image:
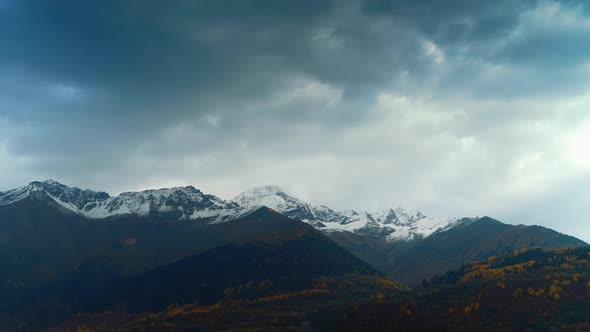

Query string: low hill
55 274 407 331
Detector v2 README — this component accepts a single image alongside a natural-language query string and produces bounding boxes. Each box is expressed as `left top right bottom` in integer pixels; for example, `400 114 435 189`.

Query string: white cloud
422 39 446 65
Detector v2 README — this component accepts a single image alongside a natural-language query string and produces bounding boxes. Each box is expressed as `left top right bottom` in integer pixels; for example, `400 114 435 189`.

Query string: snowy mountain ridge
0 180 254 223
232 186 469 241
0 181 473 241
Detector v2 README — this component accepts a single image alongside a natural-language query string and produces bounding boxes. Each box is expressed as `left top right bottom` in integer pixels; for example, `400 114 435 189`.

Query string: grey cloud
363 0 537 44
364 0 590 98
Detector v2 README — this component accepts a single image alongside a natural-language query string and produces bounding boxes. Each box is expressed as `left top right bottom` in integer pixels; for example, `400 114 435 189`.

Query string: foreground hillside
54 247 590 331
48 219 404 331
55 274 406 331
0 198 389 331
92 215 382 314
335 246 590 331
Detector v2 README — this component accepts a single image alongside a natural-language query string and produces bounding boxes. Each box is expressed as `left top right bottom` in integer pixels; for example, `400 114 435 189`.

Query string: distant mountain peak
342 209 359 216
30 179 61 186
246 185 286 195
233 185 315 222
26 179 62 193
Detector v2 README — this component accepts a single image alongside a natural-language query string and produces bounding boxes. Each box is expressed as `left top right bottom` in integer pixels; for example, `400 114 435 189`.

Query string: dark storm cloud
0 1 339 157
364 0 536 43
1 0 590 240
0 0 430 162
365 0 590 97
0 0 431 111
363 0 589 61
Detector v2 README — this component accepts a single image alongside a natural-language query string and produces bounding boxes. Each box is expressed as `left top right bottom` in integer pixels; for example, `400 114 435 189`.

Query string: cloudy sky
1 0 590 240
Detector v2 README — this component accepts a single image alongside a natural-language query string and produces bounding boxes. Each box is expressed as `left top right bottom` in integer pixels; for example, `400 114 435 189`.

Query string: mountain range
1 180 585 282
0 180 250 222
0 180 587 331
234 185 468 241
1 180 468 241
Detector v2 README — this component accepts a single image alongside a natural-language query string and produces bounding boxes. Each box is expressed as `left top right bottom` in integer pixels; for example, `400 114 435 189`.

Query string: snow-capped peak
0 180 110 208
245 185 285 195
374 207 427 226
232 185 315 221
